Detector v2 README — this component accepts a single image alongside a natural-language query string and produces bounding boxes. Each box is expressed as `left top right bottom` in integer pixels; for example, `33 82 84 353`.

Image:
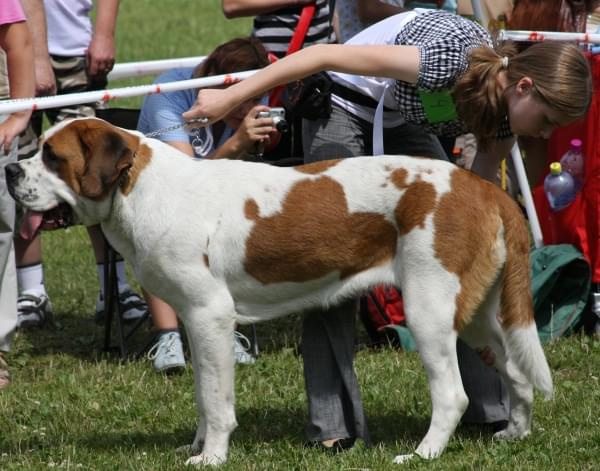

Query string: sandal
0 352 10 389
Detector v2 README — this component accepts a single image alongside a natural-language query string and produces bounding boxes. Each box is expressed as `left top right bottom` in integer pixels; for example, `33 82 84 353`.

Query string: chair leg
102 235 154 359
102 237 127 358
251 324 259 357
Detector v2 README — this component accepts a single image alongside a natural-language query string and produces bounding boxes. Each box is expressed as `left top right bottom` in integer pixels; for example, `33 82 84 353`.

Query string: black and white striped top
252 0 336 58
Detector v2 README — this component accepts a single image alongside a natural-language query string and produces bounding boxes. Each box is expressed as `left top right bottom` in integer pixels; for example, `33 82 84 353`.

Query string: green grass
2 1 600 469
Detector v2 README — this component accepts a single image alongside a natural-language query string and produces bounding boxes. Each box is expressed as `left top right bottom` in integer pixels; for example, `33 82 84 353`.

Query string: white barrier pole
108 56 206 80
511 143 544 249
499 29 600 43
0 69 257 115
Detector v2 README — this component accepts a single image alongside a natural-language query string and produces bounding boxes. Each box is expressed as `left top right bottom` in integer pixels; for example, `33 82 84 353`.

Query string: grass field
1 1 600 470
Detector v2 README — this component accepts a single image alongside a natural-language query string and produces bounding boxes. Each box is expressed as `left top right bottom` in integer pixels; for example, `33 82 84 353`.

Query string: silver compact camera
257 107 289 133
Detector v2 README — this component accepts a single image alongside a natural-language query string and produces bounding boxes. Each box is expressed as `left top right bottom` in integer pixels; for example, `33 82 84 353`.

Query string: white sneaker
17 292 53 329
234 331 255 365
147 331 186 373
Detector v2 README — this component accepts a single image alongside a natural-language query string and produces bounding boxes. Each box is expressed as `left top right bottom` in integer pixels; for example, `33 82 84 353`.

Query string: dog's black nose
5 162 24 182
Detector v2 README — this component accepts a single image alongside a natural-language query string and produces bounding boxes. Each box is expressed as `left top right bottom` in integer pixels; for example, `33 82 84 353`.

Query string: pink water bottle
559 138 585 192
544 162 576 212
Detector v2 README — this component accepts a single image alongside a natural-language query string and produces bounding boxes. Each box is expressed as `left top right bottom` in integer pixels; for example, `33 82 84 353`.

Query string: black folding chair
95 108 153 357
100 235 153 357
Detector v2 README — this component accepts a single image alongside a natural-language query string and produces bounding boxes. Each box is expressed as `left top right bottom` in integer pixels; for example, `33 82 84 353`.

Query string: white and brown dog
5 117 553 466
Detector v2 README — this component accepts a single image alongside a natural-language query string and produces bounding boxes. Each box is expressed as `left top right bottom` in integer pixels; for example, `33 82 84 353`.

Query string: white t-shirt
45 0 93 56
330 11 417 127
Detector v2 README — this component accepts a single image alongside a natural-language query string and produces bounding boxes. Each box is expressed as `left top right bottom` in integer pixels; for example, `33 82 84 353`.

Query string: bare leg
143 288 179 330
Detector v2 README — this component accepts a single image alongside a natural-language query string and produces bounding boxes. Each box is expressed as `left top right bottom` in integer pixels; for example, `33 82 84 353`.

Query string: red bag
531 54 600 284
359 286 406 346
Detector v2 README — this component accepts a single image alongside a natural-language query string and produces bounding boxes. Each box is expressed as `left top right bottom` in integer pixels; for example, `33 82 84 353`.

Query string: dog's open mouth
20 204 74 240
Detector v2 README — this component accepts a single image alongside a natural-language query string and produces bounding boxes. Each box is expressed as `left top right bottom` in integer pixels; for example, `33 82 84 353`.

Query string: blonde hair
452 41 592 149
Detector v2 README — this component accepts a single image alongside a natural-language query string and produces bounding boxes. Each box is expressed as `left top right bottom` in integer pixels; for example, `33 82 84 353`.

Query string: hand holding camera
216 105 289 161
256 107 289 134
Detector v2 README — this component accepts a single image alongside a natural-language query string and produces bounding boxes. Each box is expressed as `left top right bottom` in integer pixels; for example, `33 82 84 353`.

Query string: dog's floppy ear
78 120 137 199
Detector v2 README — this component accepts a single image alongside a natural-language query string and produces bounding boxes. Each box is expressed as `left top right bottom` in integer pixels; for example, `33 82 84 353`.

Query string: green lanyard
418 89 458 124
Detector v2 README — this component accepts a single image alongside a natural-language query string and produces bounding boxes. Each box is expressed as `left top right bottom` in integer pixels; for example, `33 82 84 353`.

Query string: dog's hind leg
182 293 238 466
393 274 469 463
459 279 535 442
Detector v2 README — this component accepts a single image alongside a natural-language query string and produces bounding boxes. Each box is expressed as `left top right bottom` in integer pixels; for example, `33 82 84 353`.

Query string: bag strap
269 3 317 106
287 3 316 56
367 291 392 327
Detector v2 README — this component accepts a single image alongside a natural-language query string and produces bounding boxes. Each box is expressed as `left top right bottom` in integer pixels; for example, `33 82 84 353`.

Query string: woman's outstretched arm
183 43 420 123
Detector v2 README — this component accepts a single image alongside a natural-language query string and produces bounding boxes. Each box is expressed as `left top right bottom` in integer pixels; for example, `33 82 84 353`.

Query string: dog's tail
499 202 553 400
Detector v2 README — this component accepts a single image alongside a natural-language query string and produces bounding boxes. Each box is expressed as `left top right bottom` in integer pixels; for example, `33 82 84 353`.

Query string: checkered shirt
394 10 512 139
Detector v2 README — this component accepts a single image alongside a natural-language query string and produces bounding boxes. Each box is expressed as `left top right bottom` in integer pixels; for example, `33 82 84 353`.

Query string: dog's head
5 117 143 237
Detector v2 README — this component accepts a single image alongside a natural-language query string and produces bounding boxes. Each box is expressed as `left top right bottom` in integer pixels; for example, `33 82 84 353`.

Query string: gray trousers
301 104 508 440
0 114 18 353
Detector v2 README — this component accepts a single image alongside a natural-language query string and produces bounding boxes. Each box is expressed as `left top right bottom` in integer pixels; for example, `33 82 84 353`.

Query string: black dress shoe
304 437 356 454
491 420 509 433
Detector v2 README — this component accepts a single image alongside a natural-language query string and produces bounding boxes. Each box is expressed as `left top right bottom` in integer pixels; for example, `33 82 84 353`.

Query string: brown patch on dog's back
434 169 505 331
244 176 397 284
390 168 438 235
391 168 409 189
294 159 341 175
244 199 259 220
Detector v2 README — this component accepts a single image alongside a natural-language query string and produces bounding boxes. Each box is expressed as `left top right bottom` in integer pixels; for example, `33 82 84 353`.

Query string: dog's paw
185 453 226 467
493 425 530 441
393 453 414 464
176 443 200 454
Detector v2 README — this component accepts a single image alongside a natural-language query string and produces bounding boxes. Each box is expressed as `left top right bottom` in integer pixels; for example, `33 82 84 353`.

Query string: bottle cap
570 138 583 150
550 162 562 174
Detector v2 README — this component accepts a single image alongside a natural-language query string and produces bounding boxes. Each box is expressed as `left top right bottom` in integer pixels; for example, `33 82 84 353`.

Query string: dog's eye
42 149 61 169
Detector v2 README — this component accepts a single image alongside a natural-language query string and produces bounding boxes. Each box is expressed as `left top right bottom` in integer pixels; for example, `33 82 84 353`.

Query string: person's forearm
19 0 50 62
229 43 420 105
210 135 245 159
94 0 120 40
4 24 35 100
222 0 310 18
470 138 515 183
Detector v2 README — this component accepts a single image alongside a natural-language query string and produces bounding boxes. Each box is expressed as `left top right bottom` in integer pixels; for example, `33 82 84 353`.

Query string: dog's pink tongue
19 211 44 240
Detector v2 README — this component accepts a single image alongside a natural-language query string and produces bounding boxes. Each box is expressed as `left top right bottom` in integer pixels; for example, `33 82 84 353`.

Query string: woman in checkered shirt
188 9 592 181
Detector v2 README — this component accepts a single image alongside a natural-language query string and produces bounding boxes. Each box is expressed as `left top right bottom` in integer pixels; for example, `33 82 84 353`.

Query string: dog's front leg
182 300 237 467
176 321 207 455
